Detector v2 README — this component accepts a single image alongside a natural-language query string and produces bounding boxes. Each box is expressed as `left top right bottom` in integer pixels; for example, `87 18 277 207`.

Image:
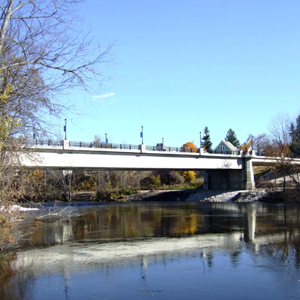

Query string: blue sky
62 0 300 148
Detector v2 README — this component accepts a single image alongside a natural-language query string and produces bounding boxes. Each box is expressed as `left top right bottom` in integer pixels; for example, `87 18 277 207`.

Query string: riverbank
127 188 268 203
56 183 294 203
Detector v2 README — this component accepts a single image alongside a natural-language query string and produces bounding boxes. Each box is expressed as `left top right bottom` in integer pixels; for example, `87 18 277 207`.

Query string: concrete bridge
17 140 291 190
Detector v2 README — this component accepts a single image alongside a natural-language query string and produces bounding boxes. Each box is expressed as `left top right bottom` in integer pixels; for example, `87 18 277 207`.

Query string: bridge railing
255 151 265 156
70 141 141 150
145 145 199 153
32 139 262 156
207 149 241 155
32 140 201 153
33 140 63 146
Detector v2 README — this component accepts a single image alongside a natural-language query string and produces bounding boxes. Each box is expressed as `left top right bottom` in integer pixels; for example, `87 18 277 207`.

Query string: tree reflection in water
0 202 299 299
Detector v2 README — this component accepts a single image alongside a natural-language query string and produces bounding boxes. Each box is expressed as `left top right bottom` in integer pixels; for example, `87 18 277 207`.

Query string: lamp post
105 133 108 144
141 126 144 144
200 132 202 148
162 137 164 144
64 119 67 140
33 126 36 141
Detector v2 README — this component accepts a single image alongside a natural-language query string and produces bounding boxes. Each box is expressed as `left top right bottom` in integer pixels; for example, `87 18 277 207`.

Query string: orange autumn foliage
182 142 198 153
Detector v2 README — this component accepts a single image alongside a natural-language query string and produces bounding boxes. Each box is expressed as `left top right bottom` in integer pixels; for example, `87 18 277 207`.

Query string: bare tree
268 112 291 148
0 0 114 246
260 113 300 202
0 0 114 137
247 133 270 155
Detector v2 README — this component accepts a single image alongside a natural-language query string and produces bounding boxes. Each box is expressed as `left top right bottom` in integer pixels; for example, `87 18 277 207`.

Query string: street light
162 137 164 144
64 119 67 140
200 132 202 148
105 133 108 144
141 126 144 144
33 126 36 141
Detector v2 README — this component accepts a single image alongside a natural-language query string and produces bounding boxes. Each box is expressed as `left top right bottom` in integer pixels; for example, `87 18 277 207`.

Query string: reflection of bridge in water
16 203 299 257
3 201 299 299
18 139 294 190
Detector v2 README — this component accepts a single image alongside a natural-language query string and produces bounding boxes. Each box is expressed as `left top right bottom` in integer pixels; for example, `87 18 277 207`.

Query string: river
1 201 300 299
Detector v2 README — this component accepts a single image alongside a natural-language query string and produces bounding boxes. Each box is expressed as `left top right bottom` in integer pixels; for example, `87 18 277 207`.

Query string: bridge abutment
203 157 255 190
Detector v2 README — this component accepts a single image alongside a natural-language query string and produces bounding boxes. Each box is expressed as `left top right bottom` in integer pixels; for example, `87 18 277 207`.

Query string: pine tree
225 129 240 147
202 126 213 151
290 115 300 155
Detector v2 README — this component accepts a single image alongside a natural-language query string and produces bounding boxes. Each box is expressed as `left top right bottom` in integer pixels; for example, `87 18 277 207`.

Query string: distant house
213 140 239 154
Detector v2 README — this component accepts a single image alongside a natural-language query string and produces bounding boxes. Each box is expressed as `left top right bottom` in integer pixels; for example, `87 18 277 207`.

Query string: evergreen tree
202 126 213 151
225 129 240 147
290 115 300 155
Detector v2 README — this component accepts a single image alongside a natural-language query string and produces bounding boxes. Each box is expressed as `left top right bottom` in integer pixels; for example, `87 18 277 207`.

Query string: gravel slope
129 189 268 203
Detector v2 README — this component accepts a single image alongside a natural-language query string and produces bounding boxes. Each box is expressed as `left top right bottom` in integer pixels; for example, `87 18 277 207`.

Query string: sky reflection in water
1 202 300 299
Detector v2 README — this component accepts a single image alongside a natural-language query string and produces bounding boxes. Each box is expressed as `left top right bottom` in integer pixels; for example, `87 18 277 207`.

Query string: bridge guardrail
207 149 241 155
33 140 272 157
145 145 199 153
70 141 141 150
34 140 63 146
33 140 200 153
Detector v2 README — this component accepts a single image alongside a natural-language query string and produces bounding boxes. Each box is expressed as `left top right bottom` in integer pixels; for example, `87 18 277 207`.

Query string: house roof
214 140 238 151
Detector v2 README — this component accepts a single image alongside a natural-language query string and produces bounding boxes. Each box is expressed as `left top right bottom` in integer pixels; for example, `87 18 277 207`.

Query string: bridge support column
203 157 255 190
243 156 255 190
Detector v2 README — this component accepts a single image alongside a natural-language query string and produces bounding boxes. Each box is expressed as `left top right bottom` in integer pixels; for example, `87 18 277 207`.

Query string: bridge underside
18 148 255 190
204 157 255 190
203 170 254 190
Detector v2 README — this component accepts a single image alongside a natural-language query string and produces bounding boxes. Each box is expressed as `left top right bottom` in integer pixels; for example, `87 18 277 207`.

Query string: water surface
1 202 300 299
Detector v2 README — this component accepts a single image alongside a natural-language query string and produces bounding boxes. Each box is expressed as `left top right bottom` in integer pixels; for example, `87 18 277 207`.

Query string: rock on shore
128 189 268 203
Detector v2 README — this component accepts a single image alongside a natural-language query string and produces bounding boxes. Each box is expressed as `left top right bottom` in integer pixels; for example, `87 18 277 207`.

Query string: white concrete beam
18 146 244 171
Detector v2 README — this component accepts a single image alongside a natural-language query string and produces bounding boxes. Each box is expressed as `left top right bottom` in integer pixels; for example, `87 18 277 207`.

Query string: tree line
192 115 300 157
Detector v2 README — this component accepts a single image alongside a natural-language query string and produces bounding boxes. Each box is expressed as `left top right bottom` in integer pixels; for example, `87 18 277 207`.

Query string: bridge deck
19 145 245 171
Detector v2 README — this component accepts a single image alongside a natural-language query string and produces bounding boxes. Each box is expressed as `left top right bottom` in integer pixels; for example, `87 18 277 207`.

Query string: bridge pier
243 156 255 190
203 157 255 190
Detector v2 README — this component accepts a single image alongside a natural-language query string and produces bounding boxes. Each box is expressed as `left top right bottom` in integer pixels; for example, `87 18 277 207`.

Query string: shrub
151 170 185 185
140 176 152 189
178 171 196 183
150 175 161 189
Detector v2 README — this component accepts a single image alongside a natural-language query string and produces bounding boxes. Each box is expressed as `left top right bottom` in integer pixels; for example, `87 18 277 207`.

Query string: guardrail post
139 144 146 153
63 140 70 149
199 148 204 155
